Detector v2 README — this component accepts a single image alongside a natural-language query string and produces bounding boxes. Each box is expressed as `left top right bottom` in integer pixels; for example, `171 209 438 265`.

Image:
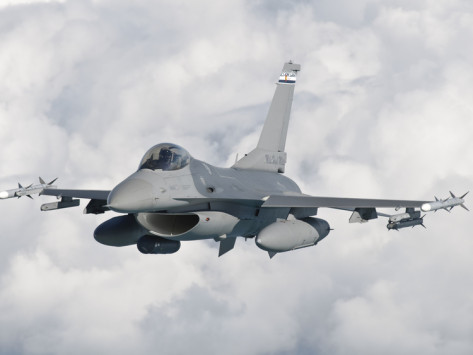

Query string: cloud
0 0 65 8
0 0 472 354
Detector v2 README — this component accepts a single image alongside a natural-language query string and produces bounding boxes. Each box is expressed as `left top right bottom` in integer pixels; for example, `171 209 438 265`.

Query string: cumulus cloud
0 0 472 354
0 0 64 7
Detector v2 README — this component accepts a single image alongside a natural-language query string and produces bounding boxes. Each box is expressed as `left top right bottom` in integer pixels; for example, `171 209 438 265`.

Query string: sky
0 0 472 354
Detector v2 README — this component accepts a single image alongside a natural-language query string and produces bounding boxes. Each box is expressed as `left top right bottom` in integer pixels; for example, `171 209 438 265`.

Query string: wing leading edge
42 188 110 200
41 188 111 214
262 194 428 209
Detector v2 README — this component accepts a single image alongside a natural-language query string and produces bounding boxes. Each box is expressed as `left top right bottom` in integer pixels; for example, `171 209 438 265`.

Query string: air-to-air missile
421 191 469 212
0 177 57 199
387 217 425 230
387 208 425 231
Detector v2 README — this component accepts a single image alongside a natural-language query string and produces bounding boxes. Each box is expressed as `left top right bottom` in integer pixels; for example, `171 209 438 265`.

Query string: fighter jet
2 62 468 258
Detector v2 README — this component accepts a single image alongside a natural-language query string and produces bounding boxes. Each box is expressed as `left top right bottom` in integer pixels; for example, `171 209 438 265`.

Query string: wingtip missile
421 191 469 212
1 177 58 200
0 190 11 199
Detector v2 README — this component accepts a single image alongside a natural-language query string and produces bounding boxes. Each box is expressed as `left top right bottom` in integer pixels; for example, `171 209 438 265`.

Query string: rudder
232 61 301 173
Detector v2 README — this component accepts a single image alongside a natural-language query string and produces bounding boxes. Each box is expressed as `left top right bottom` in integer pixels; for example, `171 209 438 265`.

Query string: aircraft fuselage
108 157 301 214
101 157 304 243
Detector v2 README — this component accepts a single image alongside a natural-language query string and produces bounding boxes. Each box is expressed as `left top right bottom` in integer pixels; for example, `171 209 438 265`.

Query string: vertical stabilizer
232 61 301 173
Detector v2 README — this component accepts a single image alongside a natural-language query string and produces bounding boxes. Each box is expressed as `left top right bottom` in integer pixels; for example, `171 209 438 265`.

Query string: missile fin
26 195 33 199
461 204 469 211
39 177 46 184
48 178 58 185
450 191 456 199
418 214 426 229
18 183 23 189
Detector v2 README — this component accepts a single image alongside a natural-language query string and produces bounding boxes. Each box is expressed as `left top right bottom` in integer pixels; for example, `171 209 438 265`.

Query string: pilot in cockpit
142 150 172 170
139 144 190 171
159 148 173 167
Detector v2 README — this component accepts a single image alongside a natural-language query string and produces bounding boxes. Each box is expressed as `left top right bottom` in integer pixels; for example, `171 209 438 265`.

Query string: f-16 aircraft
1 62 468 258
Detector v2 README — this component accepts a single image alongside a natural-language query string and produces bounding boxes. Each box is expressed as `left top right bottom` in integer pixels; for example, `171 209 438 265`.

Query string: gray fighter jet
2 62 467 258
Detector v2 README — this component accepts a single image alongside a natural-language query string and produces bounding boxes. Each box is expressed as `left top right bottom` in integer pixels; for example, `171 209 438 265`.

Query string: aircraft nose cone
108 174 157 213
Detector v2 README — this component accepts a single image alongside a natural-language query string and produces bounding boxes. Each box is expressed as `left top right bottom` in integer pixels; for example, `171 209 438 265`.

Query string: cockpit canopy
138 143 191 171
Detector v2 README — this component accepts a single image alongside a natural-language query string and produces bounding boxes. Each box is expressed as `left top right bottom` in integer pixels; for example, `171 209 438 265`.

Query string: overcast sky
0 0 472 354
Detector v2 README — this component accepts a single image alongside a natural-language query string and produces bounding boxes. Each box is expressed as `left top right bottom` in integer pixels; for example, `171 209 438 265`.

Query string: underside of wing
42 188 111 200
41 188 111 214
262 194 429 209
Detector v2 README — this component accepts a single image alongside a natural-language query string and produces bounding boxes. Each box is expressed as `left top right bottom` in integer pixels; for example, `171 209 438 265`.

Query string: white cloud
0 0 64 8
0 0 472 354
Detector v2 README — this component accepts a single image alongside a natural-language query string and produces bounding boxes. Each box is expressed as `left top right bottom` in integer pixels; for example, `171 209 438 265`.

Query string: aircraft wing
262 194 428 209
42 188 111 200
41 188 111 214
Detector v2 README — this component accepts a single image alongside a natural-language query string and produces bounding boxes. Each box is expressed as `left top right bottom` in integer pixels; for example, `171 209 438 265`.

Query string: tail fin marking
233 61 301 173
